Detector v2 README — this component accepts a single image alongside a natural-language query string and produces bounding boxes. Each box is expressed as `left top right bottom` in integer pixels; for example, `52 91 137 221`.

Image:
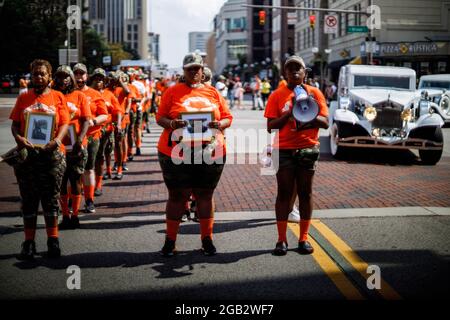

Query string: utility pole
67 0 71 65
76 0 82 63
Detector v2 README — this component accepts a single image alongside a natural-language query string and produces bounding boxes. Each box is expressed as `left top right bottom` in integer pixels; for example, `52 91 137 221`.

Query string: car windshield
419 80 450 90
353 75 411 90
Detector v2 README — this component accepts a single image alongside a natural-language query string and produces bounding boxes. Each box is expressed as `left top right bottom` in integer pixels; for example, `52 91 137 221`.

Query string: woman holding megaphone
264 55 329 256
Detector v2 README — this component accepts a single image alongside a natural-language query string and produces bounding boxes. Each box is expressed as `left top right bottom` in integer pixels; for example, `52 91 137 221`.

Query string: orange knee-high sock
45 217 59 238
277 221 288 243
299 220 311 242
72 195 82 217
166 219 181 241
117 166 123 174
95 175 103 190
59 194 70 217
199 218 214 240
106 165 112 175
89 186 95 201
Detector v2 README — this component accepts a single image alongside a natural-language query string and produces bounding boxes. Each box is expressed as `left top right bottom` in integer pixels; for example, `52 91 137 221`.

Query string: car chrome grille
373 107 402 129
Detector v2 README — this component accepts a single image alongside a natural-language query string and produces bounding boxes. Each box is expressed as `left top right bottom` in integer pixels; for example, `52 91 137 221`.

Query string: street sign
324 14 338 34
103 56 112 65
347 25 369 33
58 49 78 65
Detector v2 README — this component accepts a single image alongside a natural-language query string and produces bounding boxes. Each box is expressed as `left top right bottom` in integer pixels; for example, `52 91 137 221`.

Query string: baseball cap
218 75 226 81
73 63 88 74
92 68 107 78
183 53 204 69
284 55 306 69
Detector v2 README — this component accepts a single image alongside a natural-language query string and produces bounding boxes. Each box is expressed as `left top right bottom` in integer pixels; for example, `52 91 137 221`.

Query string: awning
349 56 362 65
327 58 351 69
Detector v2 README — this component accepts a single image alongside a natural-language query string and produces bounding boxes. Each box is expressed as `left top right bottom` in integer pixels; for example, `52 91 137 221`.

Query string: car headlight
363 106 377 121
419 100 430 116
401 108 412 122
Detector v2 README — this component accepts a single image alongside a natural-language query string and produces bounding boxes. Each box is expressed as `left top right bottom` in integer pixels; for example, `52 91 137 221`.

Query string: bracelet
54 138 62 147
169 120 175 129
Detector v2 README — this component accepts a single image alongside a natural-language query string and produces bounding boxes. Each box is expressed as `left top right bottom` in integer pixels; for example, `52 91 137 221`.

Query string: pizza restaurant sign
380 42 438 55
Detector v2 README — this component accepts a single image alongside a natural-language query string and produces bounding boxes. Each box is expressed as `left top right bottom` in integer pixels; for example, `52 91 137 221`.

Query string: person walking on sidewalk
264 55 329 256
156 52 233 257
261 78 271 109
74 63 108 214
52 65 91 230
10 59 70 260
91 68 122 196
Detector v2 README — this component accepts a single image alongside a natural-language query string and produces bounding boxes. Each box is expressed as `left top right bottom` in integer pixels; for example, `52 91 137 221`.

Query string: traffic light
259 10 266 25
309 15 315 29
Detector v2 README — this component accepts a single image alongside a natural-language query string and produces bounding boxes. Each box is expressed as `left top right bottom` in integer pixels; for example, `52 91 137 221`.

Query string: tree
108 43 133 66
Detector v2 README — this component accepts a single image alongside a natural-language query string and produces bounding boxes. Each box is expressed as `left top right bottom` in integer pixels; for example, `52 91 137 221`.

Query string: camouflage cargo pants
13 148 66 218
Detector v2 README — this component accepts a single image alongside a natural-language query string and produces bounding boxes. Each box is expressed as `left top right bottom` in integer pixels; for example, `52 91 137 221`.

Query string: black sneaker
201 236 216 256
71 216 80 229
192 212 199 223
113 173 123 180
58 216 73 230
85 199 96 213
146 127 151 134
135 148 141 156
122 163 129 171
94 189 103 197
160 238 177 257
128 155 134 161
273 241 288 256
17 240 36 261
47 237 61 258
298 241 314 255
103 172 112 180
190 200 197 213
113 162 118 172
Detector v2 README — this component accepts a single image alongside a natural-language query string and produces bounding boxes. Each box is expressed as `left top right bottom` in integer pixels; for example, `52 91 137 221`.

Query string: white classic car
329 65 444 165
417 74 450 123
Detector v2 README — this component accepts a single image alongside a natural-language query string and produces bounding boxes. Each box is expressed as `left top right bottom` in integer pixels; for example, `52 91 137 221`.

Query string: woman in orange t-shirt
264 56 329 256
156 53 233 257
10 59 70 260
52 65 91 230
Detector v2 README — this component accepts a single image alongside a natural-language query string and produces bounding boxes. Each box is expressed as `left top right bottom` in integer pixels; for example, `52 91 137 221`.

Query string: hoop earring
201 74 206 82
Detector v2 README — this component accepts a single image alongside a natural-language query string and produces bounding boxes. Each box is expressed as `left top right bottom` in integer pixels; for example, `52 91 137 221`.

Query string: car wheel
330 123 347 159
418 126 443 165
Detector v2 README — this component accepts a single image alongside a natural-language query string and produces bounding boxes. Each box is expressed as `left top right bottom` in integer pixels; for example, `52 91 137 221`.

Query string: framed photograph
24 112 55 148
179 111 215 142
62 123 77 152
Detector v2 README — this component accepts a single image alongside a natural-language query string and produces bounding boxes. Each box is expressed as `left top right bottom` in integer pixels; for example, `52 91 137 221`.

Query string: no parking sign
324 14 338 34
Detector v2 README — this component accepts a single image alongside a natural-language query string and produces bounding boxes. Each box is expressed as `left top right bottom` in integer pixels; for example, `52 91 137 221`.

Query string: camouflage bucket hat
183 53 204 69
73 63 88 74
92 68 107 78
55 65 76 85
203 67 212 82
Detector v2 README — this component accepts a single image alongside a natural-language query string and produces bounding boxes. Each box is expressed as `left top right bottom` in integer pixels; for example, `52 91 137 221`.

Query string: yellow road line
311 220 402 300
287 222 365 300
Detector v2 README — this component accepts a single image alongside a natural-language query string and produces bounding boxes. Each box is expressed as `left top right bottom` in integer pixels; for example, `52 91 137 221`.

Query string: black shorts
277 146 320 172
158 152 225 190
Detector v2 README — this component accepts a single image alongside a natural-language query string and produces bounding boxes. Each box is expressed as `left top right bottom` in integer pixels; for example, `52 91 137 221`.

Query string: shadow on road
103 180 164 187
320 148 420 166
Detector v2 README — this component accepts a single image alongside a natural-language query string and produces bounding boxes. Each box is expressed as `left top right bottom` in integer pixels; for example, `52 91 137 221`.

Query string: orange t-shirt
101 89 122 131
113 86 135 128
64 90 91 146
277 79 287 89
79 86 108 139
156 83 233 159
264 84 328 150
9 89 70 152
128 85 141 113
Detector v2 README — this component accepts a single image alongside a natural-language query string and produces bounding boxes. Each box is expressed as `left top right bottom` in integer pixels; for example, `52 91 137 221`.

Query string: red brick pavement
1 153 449 217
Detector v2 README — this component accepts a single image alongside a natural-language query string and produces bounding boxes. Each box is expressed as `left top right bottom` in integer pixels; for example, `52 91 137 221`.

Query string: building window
355 4 361 25
128 25 131 32
227 39 247 60
134 25 138 32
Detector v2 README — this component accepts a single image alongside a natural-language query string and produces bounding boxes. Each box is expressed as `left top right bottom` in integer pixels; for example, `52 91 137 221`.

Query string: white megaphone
292 85 319 124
